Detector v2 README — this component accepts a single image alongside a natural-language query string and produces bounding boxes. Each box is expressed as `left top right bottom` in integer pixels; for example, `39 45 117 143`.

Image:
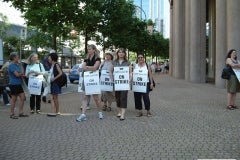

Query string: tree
0 13 11 63
4 0 84 51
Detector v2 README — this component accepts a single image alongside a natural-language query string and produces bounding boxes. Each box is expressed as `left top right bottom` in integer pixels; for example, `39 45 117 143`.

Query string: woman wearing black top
76 44 103 122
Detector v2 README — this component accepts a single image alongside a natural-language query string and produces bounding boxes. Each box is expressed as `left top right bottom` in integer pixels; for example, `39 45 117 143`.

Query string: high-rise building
133 0 169 38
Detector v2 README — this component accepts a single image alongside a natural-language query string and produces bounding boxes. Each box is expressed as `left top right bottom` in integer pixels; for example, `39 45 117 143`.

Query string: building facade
170 0 240 88
133 0 169 37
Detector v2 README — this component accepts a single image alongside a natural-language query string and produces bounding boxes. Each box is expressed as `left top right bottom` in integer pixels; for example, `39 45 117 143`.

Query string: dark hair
226 49 237 59
136 53 145 63
137 52 144 57
49 53 58 62
9 52 18 61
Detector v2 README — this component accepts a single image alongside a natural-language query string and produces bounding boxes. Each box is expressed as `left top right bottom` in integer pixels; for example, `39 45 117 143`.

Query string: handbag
221 66 231 80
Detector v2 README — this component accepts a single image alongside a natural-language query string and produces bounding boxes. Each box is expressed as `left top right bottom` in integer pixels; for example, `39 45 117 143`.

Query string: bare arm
51 64 63 82
226 58 240 68
83 61 101 71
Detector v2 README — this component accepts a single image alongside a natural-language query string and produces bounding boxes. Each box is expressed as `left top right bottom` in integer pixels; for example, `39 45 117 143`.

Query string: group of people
76 45 154 122
3 50 63 119
2 44 154 121
1 47 239 120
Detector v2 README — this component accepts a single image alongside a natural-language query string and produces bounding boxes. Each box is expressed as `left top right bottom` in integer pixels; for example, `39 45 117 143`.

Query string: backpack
53 63 67 87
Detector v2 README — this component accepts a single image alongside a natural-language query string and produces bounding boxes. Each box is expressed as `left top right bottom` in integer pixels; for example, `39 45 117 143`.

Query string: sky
0 1 26 26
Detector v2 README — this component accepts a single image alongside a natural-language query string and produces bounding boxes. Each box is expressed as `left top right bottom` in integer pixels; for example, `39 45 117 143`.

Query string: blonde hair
87 44 100 59
27 53 39 65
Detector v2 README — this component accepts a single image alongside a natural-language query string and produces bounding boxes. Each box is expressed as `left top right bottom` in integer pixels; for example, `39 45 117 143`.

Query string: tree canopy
3 0 169 60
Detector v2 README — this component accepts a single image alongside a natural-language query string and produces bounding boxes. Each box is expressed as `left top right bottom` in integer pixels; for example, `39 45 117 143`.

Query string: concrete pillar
173 0 185 79
226 0 240 51
215 0 227 88
169 1 173 76
184 0 190 81
189 0 206 83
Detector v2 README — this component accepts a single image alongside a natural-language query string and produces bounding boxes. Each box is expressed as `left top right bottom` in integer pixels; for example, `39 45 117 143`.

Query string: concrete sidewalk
0 75 239 160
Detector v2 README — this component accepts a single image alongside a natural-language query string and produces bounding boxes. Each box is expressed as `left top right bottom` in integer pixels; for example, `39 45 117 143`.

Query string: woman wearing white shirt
25 53 45 114
133 53 154 117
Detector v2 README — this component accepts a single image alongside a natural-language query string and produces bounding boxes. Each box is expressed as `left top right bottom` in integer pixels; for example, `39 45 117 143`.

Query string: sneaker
5 103 11 106
10 114 18 119
36 110 41 114
86 106 91 110
56 112 61 115
98 112 104 119
76 114 87 122
30 110 34 114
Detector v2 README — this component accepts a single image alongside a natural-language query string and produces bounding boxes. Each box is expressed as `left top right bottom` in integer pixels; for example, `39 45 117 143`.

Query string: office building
133 0 169 38
170 0 240 88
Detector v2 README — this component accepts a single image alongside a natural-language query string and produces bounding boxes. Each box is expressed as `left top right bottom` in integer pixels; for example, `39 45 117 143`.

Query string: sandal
136 112 143 117
19 113 29 117
227 105 234 110
107 107 111 112
147 111 152 117
102 105 107 111
232 105 238 109
10 114 18 119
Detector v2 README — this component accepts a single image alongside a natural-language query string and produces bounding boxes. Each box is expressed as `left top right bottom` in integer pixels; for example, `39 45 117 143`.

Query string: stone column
169 1 173 76
227 0 240 51
184 0 190 81
173 0 185 79
215 0 227 88
189 0 206 83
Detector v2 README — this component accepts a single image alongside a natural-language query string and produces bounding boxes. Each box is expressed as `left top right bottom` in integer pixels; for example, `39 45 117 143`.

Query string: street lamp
134 5 146 20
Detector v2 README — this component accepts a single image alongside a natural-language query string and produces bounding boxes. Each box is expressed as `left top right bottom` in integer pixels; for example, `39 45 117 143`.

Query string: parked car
68 64 81 83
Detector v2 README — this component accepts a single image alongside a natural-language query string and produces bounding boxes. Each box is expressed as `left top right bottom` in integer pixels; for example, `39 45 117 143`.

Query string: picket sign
232 68 240 82
100 70 114 91
114 66 130 91
132 68 148 93
83 71 101 95
28 75 44 95
78 72 83 92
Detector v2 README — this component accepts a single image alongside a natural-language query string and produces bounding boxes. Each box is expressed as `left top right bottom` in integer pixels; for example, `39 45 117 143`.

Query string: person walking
100 50 115 111
25 53 46 114
8 52 28 119
48 52 63 115
0 61 11 106
76 44 103 122
111 48 132 121
133 53 154 117
225 49 240 110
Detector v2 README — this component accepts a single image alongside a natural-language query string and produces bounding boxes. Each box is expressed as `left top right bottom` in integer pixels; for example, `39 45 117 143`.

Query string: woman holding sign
133 53 154 117
225 49 240 110
111 48 132 121
100 50 115 111
76 44 103 122
25 53 45 114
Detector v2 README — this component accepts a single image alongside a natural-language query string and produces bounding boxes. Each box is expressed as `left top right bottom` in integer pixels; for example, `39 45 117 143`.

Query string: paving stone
0 75 240 159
